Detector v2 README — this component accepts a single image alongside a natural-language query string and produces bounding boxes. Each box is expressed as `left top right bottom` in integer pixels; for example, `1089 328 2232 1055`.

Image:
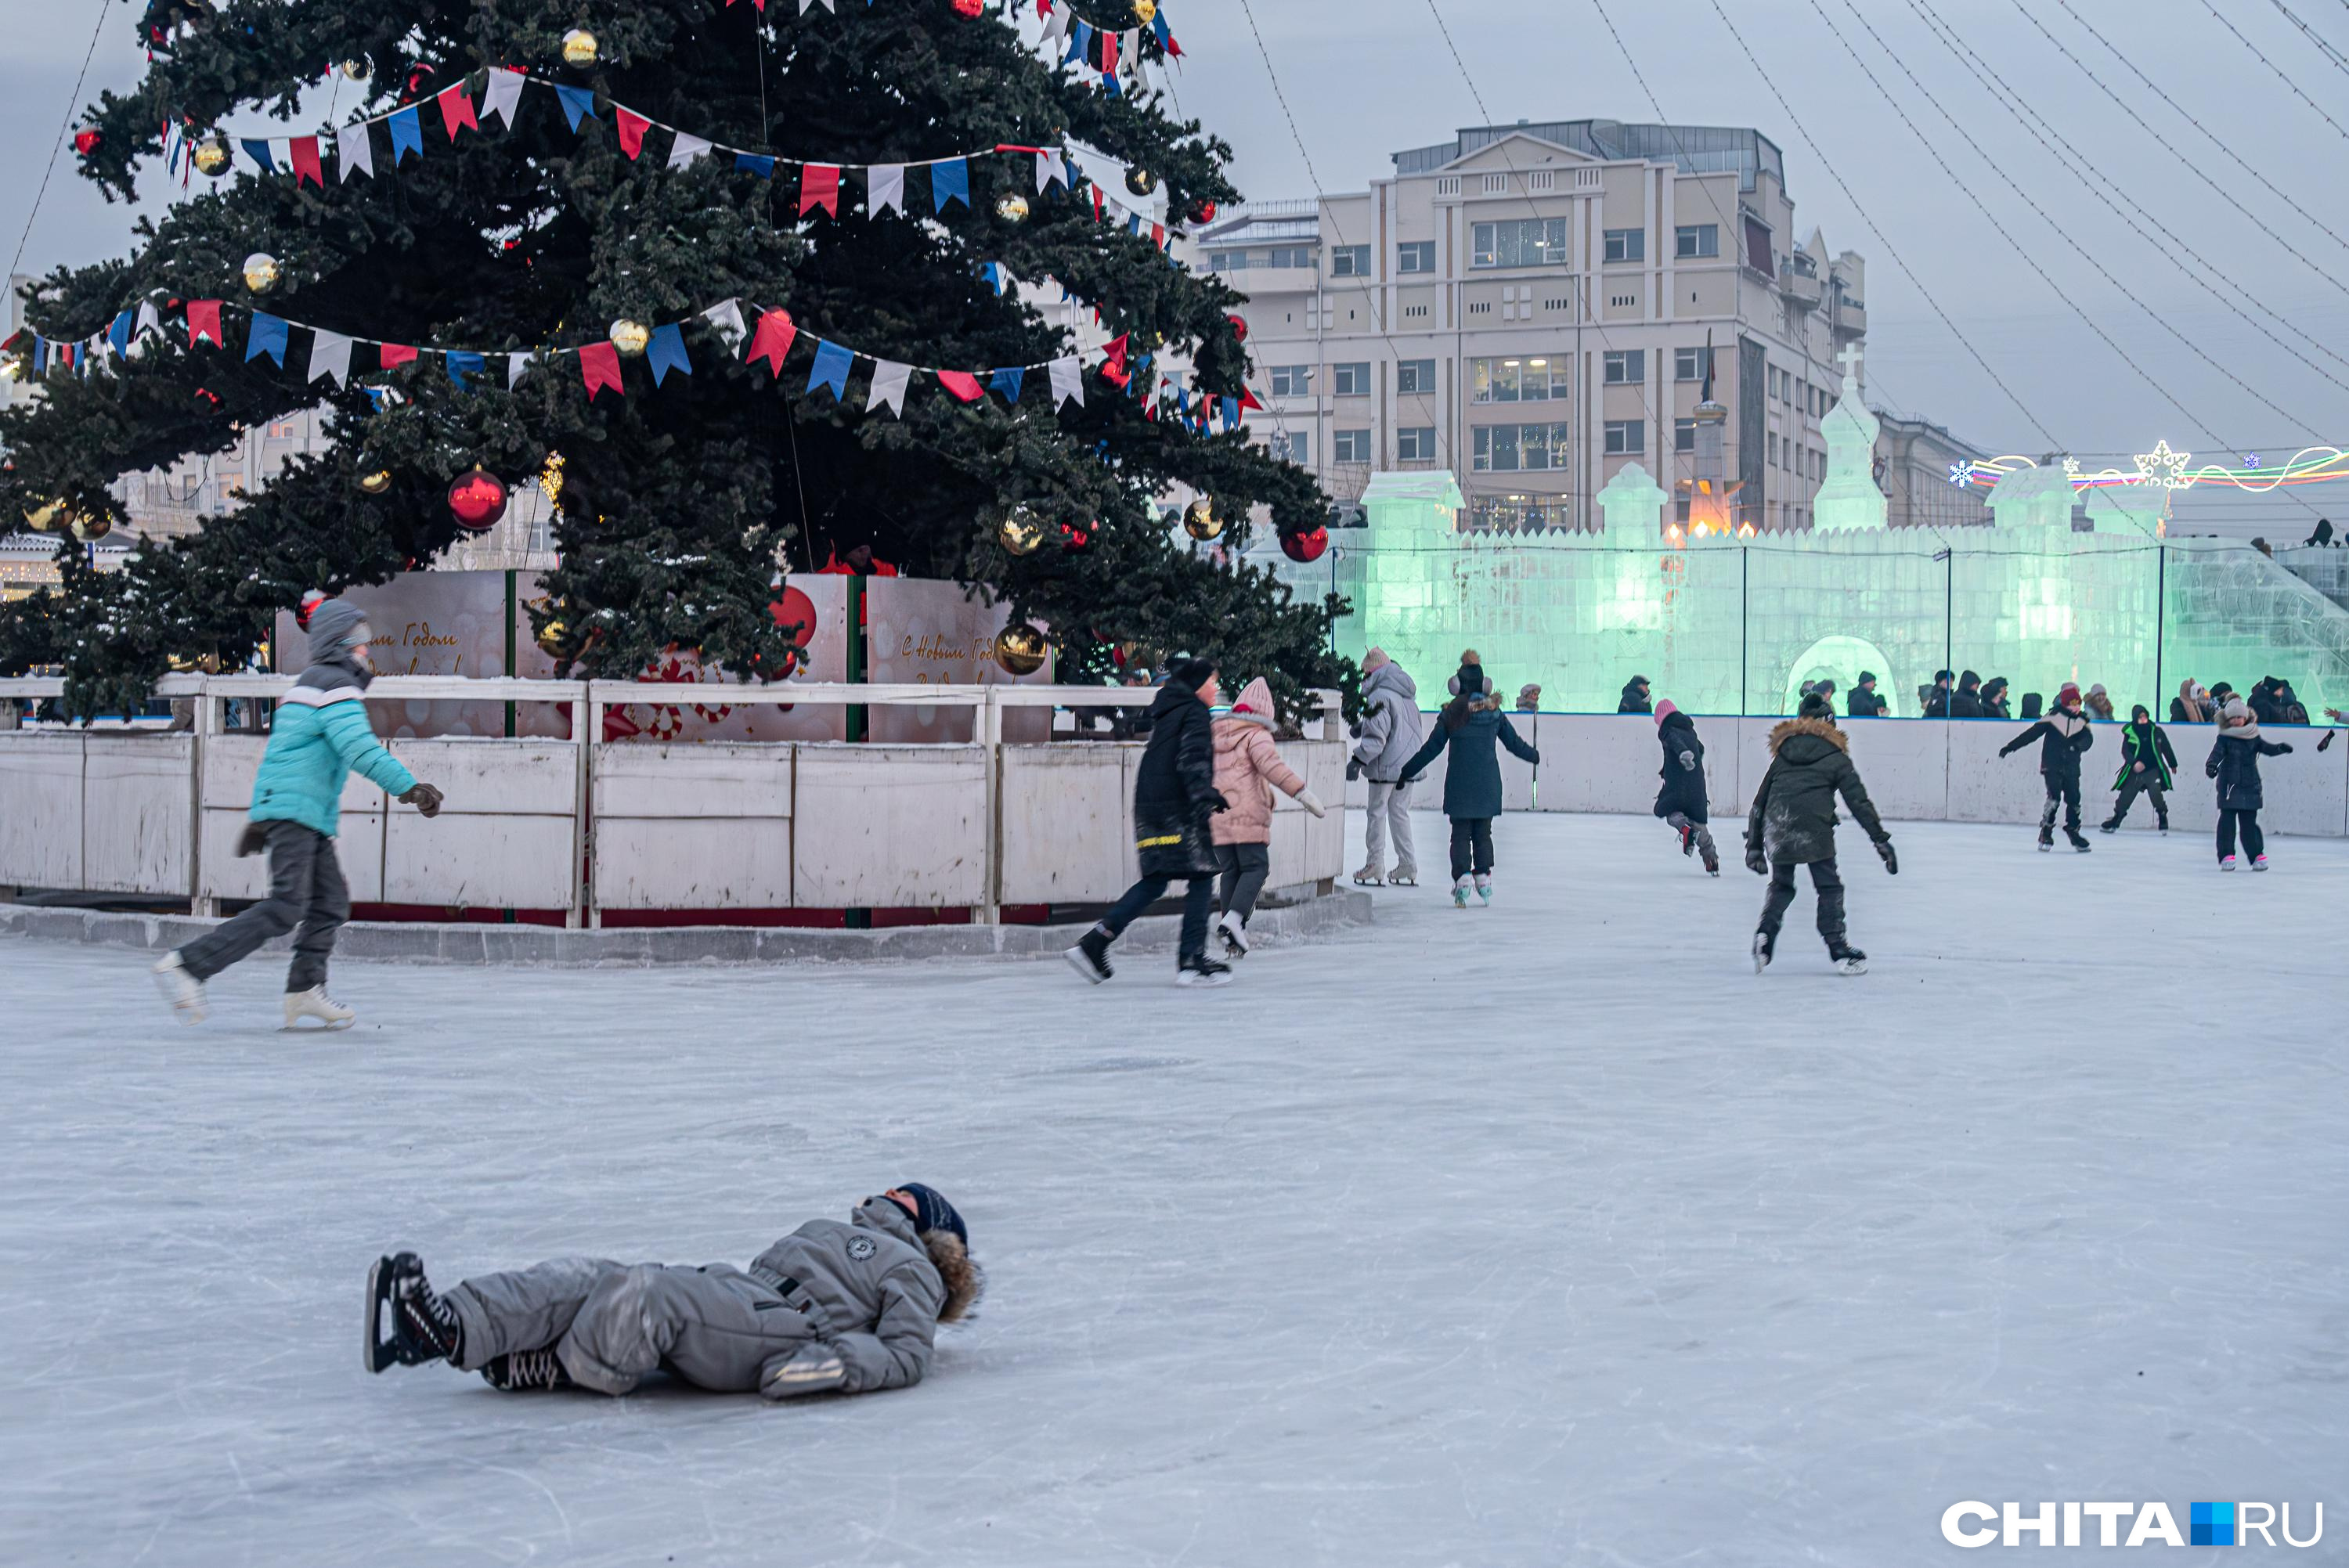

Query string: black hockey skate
1828 942 1868 977
1175 953 1234 987
481 1348 574 1392
1063 925 1113 985
2066 829 2092 853
1752 929 1776 974
365 1251 463 1374
2098 818 2120 834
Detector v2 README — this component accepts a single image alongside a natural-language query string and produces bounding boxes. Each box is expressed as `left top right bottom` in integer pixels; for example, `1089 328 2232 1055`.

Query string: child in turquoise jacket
153 598 444 1029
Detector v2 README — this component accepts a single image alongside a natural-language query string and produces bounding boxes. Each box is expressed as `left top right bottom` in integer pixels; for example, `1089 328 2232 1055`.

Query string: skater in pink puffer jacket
1208 676 1326 959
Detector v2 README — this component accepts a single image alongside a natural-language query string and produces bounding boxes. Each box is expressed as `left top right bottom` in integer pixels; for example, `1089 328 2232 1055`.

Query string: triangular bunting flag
806 340 853 401
107 309 133 358
868 164 905 216
935 370 985 403
868 359 911 416
931 158 968 211
482 66 526 128
307 330 353 385
507 350 534 388
1034 151 1058 193
289 136 323 187
746 308 796 376
799 164 840 215
1102 333 1130 366
438 84 479 140
1102 30 1119 75
186 300 224 347
388 106 424 164
989 366 1024 403
1221 395 1239 428
701 299 747 351
646 323 691 385
615 108 650 160
337 122 373 181
554 84 596 132
240 138 275 171
579 341 624 399
1159 16 1182 58
378 343 419 369
1064 20 1093 64
800 0 835 10
445 350 485 390
1041 7 1069 47
1239 387 1264 412
735 153 777 179
1049 355 1083 408
667 132 713 170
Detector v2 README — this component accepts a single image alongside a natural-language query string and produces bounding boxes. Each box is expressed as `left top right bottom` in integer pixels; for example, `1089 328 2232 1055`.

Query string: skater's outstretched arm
2255 737 2294 757
1997 721 2051 758
1398 724 1448 782
1496 714 1539 766
318 699 418 797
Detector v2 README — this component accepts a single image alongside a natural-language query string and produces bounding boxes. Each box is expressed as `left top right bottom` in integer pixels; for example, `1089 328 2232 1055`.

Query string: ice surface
3 814 2344 1566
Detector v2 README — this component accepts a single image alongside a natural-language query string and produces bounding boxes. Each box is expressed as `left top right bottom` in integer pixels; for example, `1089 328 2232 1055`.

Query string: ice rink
4 812 2343 1566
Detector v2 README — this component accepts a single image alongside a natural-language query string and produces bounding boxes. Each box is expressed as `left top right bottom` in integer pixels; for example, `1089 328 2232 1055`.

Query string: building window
1208 251 1237 272
1403 304 1430 319
1602 349 1645 384
1282 431 1310 463
1330 244 1370 276
1543 295 1573 312
1674 223 1720 259
1331 362 1373 396
1470 355 1566 402
1675 418 1697 453
1767 432 1779 467
1603 228 1645 264
1333 428 1372 463
1675 346 1705 383
1397 240 1436 275
1528 170 1556 192
1481 172 1510 193
1269 365 1313 398
1471 218 1569 268
1608 293 1637 308
1397 426 1438 462
1395 359 1437 395
1604 420 1644 455
1471 422 1572 472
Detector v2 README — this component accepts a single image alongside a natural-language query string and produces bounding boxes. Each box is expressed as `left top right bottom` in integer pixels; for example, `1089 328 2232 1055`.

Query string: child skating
150 597 445 1028
1651 699 1719 875
1398 652 1539 907
366 1185 981 1397
1997 682 2095 852
2206 696 2294 870
1208 676 1327 958
1745 693 1896 975
2101 704 2178 834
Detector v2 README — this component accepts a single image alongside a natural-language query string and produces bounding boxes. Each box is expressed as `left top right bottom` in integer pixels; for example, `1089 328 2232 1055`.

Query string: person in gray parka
1347 647 1423 886
365 1185 983 1397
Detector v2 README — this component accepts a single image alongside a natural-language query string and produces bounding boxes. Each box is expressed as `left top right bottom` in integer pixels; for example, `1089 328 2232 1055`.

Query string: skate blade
1174 971 1233 988
1351 874 1383 887
1835 959 1869 976
364 1256 392 1374
283 1017 356 1033
1062 947 1110 985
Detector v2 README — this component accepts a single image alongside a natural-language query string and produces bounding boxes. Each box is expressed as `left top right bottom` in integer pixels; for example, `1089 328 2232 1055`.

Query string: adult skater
1209 676 1327 958
1745 693 1895 976
1347 647 1423 888
1997 683 2096 852
1398 653 1540 907
1846 671 1888 719
2207 696 2294 871
1066 658 1232 986
365 1186 981 1397
2102 704 2178 834
1618 674 1654 715
1651 699 1719 875
150 597 444 1028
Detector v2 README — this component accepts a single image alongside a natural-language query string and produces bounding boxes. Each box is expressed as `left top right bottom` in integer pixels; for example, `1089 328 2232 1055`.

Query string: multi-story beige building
1874 411 1993 533
1204 119 1869 535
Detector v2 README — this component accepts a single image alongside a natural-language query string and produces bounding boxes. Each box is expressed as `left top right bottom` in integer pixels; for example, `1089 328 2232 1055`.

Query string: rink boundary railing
0 676 1348 926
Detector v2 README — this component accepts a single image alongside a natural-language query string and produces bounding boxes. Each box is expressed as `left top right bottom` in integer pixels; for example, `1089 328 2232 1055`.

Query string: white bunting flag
800 0 835 11
337 122 373 182
1034 151 1058 193
868 164 906 216
1041 7 1070 48
700 299 747 351
868 360 911 416
507 350 535 389
307 330 353 387
1049 355 1084 409
272 139 294 173
482 67 526 128
668 132 713 170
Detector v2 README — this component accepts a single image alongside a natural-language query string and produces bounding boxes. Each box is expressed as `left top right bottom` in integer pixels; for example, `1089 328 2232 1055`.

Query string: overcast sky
7 0 2344 538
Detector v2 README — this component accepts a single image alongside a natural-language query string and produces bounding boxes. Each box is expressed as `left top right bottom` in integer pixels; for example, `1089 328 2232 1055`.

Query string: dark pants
179 821 349 992
1759 855 1846 946
1215 843 1272 925
2217 809 2264 861
1102 872 1216 961
2106 775 2169 827
2039 773 2083 834
1449 816 1495 879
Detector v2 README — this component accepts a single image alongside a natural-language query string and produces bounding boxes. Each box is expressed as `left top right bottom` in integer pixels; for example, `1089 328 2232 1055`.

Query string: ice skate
1388 872 1417 887
1452 877 1470 908
1752 930 1775 974
283 987 355 1031
150 952 207 1026
1351 867 1384 887
364 1251 462 1374
1474 874 1492 906
1679 824 1696 857
2037 827 2053 852
1215 909 1250 959
2157 818 2170 835
2253 855 2270 872
1828 943 1869 977
1064 925 1113 984
481 1348 574 1392
2220 855 2237 871
2066 829 2092 853
2098 819 2119 834
1174 953 1233 987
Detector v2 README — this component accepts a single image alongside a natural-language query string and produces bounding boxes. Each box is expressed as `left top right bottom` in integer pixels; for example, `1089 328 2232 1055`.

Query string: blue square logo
2192 1501 2235 1547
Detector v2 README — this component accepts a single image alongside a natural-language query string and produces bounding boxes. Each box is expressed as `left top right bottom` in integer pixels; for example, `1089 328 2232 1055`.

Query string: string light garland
1952 445 2349 493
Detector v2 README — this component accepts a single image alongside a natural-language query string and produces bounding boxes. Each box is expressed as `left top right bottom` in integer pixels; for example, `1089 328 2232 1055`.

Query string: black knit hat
894 1183 968 1248
1799 692 1836 720
1856 670 1878 684
1171 657 1218 690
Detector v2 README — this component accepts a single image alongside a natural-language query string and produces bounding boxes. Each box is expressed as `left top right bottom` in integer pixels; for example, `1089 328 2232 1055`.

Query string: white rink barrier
1350 712 2349 838
0 677 1348 924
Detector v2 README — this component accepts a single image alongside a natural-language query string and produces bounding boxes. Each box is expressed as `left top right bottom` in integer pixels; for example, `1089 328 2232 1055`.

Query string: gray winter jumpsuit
444 1198 947 1398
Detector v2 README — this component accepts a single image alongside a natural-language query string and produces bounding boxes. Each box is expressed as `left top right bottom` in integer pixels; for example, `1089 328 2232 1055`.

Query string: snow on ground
3 813 2344 1566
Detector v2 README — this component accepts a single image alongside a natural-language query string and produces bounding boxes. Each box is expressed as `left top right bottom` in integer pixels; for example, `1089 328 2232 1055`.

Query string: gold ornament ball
994 622 1048 677
70 511 110 542
1124 166 1157 197
1133 0 1157 20
241 252 281 294
356 468 393 495
994 193 1030 223
536 618 568 657
23 498 65 532
1183 497 1224 540
608 319 650 357
561 27 599 67
998 506 1045 557
340 59 368 81
193 136 230 176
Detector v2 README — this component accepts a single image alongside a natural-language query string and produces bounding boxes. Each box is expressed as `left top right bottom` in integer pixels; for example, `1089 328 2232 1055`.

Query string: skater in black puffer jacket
1998 682 2096 851
2206 697 2294 870
1650 700 1718 874
2101 705 2178 833
1745 694 1896 975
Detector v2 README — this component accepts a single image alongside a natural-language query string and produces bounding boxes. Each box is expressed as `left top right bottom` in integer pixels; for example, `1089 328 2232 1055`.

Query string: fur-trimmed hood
922 1231 985 1324
1766 716 1849 756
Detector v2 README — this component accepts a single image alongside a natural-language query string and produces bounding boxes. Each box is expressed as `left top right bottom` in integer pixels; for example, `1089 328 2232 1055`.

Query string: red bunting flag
1101 333 1130 366
1239 387 1263 412
1091 186 1103 221
935 370 985 403
378 343 418 369
438 83 478 140
1101 30 1118 76
289 135 323 188
1151 222 1164 249
615 108 650 160
186 299 223 347
745 308 797 377
579 341 624 400
799 164 840 217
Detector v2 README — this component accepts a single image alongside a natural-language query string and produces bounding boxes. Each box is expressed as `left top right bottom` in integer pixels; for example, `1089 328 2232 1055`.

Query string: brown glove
399 781 446 818
235 822 269 858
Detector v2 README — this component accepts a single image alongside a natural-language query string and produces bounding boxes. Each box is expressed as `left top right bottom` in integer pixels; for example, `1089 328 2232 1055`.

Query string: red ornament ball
952 0 985 14
73 128 102 156
1279 526 1330 564
446 468 509 532
1193 200 1218 224
1059 520 1093 551
766 585 819 678
1226 313 1249 344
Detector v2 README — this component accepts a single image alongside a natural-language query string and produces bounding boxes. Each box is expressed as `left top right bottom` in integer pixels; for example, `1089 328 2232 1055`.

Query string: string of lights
2265 0 2349 81
6 5 112 287
2196 0 2349 141
1955 444 2349 495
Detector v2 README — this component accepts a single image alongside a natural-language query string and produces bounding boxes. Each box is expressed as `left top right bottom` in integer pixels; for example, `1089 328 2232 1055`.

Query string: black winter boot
2066 828 2092 852
481 1348 574 1392
1063 925 1113 985
365 1252 463 1374
1828 941 1868 976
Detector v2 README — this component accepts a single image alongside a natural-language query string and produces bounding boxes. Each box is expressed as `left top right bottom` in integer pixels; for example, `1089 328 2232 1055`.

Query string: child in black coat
1998 681 2096 852
2207 697 2295 870
2101 704 2178 833
1651 700 1719 875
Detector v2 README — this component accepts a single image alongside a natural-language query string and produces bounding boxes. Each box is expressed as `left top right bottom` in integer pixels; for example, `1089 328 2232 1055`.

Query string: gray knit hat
304 598 371 665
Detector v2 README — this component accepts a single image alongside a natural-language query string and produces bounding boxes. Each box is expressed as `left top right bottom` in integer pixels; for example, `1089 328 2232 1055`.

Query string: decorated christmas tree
1 0 1350 718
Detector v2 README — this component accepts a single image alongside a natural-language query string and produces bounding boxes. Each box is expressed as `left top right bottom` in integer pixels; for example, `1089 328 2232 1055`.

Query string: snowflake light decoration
1947 460 1975 487
2133 439 2192 489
